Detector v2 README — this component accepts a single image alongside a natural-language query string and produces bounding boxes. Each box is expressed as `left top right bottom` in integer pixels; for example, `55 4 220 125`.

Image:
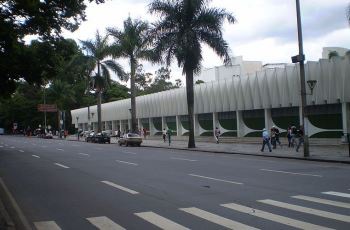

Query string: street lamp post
76 116 79 141
293 0 309 157
91 112 95 131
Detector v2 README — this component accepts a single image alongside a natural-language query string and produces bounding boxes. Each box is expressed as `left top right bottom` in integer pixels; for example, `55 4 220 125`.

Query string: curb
58 137 350 164
141 145 350 165
0 178 32 230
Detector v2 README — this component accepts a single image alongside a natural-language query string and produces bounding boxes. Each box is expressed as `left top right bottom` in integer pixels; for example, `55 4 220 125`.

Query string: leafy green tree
0 0 105 97
107 17 153 132
149 0 235 148
195 80 205 84
80 31 125 132
328 51 339 59
104 81 129 102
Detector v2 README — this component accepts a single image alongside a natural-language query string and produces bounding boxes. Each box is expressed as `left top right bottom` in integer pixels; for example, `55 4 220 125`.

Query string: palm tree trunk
130 59 137 132
97 61 102 133
97 91 102 133
186 69 196 148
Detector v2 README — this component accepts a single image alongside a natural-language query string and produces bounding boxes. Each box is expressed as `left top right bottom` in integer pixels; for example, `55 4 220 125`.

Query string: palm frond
103 60 127 82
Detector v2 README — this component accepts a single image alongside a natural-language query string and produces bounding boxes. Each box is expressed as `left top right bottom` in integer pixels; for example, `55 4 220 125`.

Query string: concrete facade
72 57 350 139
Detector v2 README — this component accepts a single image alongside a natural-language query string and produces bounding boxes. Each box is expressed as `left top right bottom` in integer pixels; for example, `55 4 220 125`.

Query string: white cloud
62 0 350 83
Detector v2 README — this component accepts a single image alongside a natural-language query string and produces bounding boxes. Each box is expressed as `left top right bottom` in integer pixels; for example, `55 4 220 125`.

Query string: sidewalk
65 135 350 164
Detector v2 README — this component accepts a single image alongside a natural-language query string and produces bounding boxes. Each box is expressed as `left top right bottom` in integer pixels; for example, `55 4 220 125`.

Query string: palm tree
80 30 125 133
149 0 235 148
107 17 153 132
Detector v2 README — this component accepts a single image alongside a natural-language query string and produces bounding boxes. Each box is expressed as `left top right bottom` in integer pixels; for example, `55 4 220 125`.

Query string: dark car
85 131 95 142
92 132 111 144
118 133 142 147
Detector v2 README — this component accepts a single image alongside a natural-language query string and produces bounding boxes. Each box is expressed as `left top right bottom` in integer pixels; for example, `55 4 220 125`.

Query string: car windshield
128 133 140 137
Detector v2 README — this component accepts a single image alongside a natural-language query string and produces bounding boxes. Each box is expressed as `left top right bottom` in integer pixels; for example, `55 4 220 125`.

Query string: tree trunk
97 61 102 133
186 69 195 148
130 59 137 132
97 91 102 133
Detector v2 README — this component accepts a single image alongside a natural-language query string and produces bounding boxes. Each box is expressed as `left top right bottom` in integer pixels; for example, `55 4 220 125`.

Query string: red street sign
37 104 58 112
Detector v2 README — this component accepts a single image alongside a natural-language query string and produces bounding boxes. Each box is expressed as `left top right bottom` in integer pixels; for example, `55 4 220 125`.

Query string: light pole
292 0 309 157
91 112 95 132
76 116 79 140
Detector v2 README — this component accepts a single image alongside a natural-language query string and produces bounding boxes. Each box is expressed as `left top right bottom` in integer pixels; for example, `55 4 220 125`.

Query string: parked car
92 132 111 144
118 133 142 147
85 131 95 142
43 132 53 139
0 128 4 135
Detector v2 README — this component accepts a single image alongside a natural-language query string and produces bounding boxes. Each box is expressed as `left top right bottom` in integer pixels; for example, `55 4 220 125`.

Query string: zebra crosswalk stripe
180 207 259 230
34 221 62 230
86 216 125 230
135 211 189 230
292 195 350 209
259 199 350 223
322 191 350 199
221 203 334 230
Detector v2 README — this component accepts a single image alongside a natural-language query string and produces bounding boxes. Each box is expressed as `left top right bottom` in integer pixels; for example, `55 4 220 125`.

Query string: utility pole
295 0 309 157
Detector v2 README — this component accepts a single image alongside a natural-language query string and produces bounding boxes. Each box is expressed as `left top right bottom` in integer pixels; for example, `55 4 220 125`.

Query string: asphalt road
0 135 349 230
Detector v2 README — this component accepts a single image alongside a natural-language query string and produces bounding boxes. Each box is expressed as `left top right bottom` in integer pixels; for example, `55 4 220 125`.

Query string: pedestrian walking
291 126 297 147
296 126 304 152
271 126 281 149
162 128 167 142
143 128 147 139
287 126 292 147
166 129 172 146
214 127 221 144
261 128 272 152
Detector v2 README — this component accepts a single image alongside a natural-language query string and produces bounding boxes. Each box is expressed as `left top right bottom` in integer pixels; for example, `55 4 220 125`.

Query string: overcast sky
63 0 350 83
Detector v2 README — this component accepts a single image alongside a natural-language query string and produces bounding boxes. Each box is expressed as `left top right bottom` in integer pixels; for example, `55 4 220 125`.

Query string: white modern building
71 56 350 139
195 56 262 82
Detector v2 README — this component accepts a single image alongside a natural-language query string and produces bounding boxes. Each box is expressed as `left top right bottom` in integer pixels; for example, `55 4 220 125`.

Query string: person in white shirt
261 128 272 152
162 128 167 142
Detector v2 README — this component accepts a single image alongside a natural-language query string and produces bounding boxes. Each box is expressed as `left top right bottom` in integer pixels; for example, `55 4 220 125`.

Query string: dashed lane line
122 151 137 155
32 155 40 158
18 150 24 153
221 203 333 230
34 221 61 230
56 148 64 151
86 216 125 230
171 157 198 162
54 163 70 169
258 199 350 223
322 191 350 199
260 169 323 177
180 207 258 230
135 212 189 230
115 160 138 166
292 195 350 209
77 153 89 156
101 181 139 195
189 174 243 185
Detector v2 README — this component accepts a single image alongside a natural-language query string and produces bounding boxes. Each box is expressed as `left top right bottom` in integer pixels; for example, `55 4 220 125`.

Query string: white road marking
171 157 198 162
18 150 24 153
221 202 333 230
115 160 138 166
101 181 139 195
34 221 61 230
189 174 243 185
54 163 70 169
0 146 3 148
32 155 40 158
10 146 15 148
322 191 350 199
260 169 322 177
135 211 189 230
123 151 137 155
77 153 89 156
259 199 350 223
293 195 350 209
86 216 125 230
56 148 64 151
180 207 258 230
